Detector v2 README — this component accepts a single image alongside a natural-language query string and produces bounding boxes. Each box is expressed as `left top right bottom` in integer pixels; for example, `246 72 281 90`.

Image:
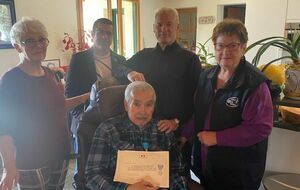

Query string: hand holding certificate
113 150 169 188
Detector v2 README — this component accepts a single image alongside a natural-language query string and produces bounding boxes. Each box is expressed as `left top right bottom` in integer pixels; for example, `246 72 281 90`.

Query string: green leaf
196 38 215 64
246 35 300 66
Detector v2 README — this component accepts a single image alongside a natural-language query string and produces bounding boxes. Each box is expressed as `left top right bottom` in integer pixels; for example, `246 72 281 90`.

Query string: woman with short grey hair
0 17 89 190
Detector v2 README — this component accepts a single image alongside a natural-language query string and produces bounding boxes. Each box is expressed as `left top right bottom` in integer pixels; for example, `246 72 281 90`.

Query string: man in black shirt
126 7 201 178
127 7 201 133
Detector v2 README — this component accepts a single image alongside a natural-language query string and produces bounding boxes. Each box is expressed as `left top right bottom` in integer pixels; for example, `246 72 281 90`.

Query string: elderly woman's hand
197 131 217 147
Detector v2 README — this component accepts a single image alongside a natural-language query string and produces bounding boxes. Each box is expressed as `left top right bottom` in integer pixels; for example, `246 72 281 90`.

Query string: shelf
273 97 300 108
274 120 300 132
273 98 300 132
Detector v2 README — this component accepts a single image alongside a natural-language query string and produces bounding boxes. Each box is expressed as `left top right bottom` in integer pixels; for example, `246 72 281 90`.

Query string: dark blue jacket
194 58 269 190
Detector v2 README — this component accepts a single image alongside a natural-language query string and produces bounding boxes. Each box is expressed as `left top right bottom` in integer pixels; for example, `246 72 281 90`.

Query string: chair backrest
76 85 127 189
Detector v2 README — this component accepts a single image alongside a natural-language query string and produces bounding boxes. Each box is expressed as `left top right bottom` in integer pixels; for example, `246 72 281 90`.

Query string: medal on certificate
142 142 149 151
113 150 169 188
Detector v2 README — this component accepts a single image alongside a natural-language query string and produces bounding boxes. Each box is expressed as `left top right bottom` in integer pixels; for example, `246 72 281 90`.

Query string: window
77 0 140 58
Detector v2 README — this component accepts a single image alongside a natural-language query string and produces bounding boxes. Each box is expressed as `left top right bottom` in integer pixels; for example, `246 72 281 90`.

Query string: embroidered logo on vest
226 97 239 108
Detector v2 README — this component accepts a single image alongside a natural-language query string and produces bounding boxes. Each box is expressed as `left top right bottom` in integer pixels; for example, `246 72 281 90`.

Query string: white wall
245 0 288 64
0 0 78 75
0 49 19 75
267 127 300 173
139 0 165 48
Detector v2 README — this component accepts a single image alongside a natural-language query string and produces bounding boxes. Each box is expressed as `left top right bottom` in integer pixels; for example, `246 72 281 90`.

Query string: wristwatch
174 118 180 128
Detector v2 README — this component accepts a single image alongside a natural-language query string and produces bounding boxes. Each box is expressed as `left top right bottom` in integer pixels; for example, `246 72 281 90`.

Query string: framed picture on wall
0 0 16 49
41 59 61 69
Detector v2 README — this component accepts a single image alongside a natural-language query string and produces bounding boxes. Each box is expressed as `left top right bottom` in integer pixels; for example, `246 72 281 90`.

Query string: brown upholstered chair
75 85 127 190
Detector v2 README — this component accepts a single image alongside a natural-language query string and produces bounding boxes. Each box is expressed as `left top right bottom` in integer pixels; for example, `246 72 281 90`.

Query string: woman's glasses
214 42 241 51
21 37 49 47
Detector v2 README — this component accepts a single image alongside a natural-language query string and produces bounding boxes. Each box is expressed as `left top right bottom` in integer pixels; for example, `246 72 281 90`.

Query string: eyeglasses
214 42 241 51
95 29 112 37
21 38 49 47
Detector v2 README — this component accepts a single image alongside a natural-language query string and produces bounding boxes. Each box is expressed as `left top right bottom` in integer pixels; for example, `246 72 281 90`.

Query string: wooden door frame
76 0 141 55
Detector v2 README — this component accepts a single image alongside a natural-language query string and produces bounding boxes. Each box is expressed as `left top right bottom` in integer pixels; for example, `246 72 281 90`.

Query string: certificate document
113 150 169 188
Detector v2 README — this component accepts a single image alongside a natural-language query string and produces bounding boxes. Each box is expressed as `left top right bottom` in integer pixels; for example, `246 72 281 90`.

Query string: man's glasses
21 38 49 47
214 42 241 51
95 30 112 37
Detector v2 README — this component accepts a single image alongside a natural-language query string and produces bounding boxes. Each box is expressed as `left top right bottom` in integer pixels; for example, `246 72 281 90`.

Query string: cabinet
263 97 300 189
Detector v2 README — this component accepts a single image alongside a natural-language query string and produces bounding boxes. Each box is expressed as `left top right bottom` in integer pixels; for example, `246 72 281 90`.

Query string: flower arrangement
62 31 92 53
245 32 300 98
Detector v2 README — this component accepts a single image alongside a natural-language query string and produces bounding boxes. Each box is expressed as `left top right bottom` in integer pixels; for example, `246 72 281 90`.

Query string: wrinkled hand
0 166 19 190
80 92 90 104
197 131 217 147
157 119 178 133
126 180 158 190
177 136 188 149
127 71 145 82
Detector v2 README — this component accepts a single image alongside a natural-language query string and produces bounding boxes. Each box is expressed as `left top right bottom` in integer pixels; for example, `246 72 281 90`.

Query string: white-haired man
85 81 187 190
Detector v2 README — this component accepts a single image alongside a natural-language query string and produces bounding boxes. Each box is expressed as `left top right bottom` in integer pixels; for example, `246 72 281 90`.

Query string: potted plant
196 37 215 68
245 32 300 99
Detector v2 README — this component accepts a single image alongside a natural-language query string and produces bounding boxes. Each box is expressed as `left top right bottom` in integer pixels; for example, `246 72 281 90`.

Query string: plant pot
283 64 300 99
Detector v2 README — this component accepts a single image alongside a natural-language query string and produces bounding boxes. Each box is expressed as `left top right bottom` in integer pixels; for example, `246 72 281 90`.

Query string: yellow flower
258 64 285 86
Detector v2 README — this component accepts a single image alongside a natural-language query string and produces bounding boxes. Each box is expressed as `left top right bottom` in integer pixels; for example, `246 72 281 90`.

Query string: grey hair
10 17 48 45
154 7 179 25
124 81 156 103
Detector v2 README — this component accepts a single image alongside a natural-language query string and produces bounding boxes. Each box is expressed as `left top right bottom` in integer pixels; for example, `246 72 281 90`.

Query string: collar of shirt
155 41 179 53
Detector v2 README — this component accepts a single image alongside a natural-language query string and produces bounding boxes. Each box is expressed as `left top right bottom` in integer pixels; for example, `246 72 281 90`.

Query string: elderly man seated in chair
85 81 187 190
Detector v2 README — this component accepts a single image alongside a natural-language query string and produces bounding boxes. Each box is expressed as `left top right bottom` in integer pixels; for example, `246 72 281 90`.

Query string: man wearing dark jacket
65 18 144 135
65 19 144 188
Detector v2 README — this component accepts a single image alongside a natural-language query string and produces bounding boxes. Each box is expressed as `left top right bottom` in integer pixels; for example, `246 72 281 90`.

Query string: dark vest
194 58 269 190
